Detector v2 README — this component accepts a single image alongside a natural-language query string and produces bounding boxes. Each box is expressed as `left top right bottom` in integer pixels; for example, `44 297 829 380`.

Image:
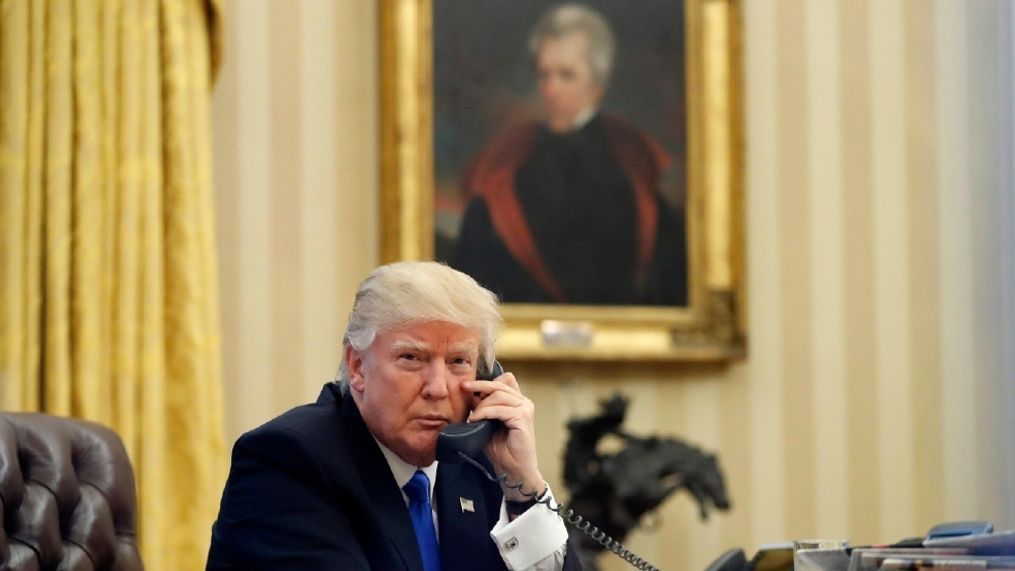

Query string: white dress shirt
375 439 569 570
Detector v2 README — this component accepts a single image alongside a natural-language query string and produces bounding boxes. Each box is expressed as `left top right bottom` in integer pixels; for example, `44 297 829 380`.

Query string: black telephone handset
435 360 660 571
435 361 504 463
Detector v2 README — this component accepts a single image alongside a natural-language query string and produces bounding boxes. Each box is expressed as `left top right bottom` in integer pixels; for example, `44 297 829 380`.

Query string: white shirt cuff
489 484 569 570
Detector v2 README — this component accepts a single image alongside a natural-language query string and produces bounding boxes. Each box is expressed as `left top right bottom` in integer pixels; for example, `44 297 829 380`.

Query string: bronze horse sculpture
562 394 731 569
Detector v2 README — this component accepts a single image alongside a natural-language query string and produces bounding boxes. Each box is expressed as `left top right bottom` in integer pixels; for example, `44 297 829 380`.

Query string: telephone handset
435 360 504 463
436 361 660 571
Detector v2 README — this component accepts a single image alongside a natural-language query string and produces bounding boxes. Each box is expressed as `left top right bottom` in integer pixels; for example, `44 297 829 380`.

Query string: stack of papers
740 524 1015 570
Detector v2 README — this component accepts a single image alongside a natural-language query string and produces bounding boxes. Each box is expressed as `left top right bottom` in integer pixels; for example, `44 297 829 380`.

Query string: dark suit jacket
207 382 580 570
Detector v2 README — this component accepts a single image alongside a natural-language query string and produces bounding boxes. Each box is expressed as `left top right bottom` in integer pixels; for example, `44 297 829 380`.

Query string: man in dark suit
207 261 580 570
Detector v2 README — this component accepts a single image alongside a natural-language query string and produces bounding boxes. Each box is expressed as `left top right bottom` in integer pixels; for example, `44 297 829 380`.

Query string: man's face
346 320 479 466
536 32 605 133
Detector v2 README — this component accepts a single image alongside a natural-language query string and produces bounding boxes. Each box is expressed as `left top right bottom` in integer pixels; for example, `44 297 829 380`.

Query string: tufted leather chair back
0 413 144 570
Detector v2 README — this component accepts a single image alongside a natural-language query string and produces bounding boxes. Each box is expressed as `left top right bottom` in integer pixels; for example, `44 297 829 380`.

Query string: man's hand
462 372 546 502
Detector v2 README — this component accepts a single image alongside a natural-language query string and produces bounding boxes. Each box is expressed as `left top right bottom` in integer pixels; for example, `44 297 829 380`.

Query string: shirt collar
571 107 598 131
373 436 438 502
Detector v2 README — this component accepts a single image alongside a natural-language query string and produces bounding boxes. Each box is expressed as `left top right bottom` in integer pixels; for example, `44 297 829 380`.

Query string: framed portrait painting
380 0 745 361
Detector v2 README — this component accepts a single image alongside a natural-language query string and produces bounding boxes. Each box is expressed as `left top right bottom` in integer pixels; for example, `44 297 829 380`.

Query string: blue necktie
404 470 442 571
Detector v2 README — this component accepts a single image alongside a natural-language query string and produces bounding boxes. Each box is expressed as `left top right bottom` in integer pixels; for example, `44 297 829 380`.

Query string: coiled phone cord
457 451 661 571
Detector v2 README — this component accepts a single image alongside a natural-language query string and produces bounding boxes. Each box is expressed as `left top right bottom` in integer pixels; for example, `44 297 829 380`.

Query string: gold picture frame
379 0 744 362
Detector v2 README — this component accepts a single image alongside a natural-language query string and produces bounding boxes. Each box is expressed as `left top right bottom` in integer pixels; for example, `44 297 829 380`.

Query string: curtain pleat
0 1 226 569
23 0 44 413
1 0 25 408
73 0 109 421
43 0 74 414
159 0 226 564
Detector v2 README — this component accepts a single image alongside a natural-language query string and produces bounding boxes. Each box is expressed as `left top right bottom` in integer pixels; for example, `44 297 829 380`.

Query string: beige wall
211 1 1015 569
212 0 379 436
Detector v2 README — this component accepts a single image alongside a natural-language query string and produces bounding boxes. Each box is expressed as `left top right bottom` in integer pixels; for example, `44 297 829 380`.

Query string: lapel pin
459 497 475 513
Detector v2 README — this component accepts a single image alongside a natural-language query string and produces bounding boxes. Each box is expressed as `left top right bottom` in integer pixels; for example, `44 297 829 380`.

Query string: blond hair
339 261 502 382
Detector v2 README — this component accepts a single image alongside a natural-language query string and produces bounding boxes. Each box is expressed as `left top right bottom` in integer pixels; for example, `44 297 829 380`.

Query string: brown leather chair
0 413 143 570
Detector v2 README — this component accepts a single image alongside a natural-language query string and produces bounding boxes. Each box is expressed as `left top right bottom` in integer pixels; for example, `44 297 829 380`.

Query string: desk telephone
436 361 660 571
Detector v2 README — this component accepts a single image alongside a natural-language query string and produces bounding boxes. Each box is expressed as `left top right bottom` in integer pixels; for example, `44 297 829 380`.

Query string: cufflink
505 537 519 551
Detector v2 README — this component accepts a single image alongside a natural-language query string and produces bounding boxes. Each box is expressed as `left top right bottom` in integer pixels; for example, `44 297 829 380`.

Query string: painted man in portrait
451 3 687 306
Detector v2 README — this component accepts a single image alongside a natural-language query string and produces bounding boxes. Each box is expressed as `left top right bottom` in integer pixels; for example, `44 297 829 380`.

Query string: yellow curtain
0 0 225 569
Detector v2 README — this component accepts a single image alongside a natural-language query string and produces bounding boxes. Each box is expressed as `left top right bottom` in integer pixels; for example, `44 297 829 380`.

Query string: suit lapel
338 392 424 571
435 461 501 571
